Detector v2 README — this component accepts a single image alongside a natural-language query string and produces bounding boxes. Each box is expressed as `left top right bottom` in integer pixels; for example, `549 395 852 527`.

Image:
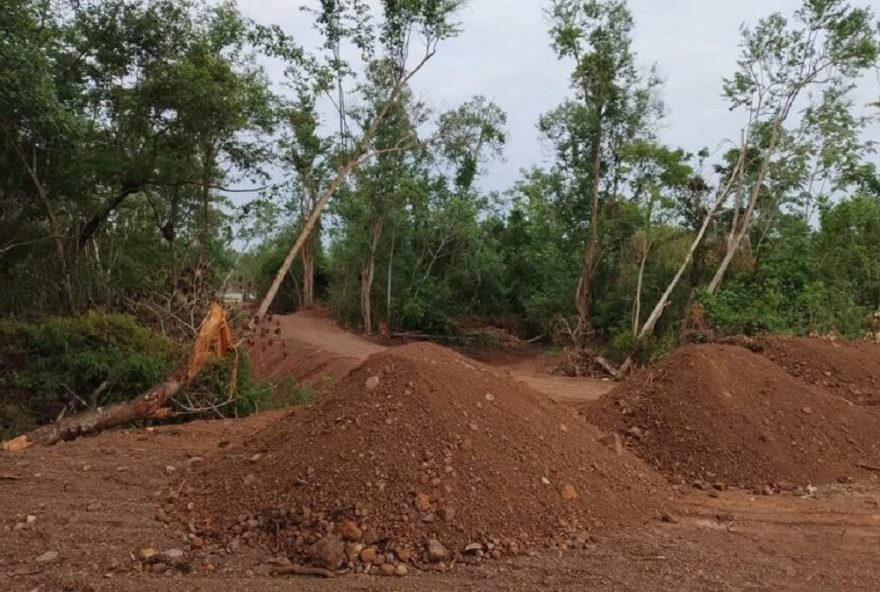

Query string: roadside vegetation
2 0 879 431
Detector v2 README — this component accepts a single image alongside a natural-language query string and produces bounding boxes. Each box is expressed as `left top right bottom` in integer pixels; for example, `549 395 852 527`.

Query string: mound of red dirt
583 344 880 489
751 337 880 406
181 342 666 574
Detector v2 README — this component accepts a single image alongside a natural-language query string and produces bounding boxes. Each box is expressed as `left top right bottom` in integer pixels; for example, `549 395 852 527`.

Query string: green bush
180 352 273 418
0 312 177 428
701 285 789 336
607 329 674 365
266 377 317 409
0 311 287 439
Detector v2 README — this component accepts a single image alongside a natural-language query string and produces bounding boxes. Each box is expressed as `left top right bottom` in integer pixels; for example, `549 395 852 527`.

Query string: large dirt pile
752 337 880 406
584 344 880 489
182 342 666 574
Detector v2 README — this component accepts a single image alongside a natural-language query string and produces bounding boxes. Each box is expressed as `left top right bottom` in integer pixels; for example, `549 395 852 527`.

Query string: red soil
246 311 383 387
753 336 880 406
184 342 667 572
583 344 880 489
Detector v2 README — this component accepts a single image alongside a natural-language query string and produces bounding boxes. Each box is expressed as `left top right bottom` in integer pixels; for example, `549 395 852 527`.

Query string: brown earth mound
181 342 666 574
583 344 880 489
752 337 880 406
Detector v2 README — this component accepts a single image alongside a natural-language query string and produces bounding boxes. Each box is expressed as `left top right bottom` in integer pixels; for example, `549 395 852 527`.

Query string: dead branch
589 352 622 380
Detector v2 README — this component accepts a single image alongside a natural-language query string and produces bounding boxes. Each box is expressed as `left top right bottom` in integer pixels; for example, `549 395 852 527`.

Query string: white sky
239 0 880 193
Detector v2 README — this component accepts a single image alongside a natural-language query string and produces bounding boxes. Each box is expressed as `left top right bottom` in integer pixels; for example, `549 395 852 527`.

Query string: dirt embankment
182 342 667 574
246 311 384 387
583 344 880 489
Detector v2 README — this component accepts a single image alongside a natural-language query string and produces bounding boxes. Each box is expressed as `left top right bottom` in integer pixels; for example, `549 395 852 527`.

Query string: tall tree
253 0 466 328
547 0 661 341
706 0 879 295
279 91 332 308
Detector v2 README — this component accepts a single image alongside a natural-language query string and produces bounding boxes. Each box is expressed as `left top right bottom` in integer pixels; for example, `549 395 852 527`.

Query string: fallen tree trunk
2 303 235 451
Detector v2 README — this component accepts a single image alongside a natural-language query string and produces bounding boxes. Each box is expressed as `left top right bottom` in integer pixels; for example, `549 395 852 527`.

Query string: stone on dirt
561 484 578 502
35 550 59 564
340 520 363 542
359 547 377 564
425 538 447 563
313 534 345 570
379 563 395 576
437 506 456 521
414 493 431 512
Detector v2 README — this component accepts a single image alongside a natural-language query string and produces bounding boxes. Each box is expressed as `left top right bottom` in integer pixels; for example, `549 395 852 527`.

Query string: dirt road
255 310 613 403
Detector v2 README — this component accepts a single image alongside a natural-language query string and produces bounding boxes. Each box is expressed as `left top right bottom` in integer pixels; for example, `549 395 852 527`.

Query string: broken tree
2 303 236 450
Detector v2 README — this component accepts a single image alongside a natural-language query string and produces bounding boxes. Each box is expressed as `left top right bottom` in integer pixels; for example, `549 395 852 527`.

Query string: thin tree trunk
679 256 704 338
632 246 648 338
707 122 782 295
250 158 359 333
8 136 74 312
169 235 178 305
153 185 182 301
574 132 603 340
196 149 213 300
386 232 395 326
302 238 315 309
637 151 746 340
249 46 437 334
361 257 375 334
360 221 382 334
300 186 319 309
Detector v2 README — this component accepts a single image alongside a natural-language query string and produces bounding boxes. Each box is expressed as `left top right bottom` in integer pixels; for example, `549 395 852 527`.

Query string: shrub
0 312 176 427
0 311 282 438
178 352 272 418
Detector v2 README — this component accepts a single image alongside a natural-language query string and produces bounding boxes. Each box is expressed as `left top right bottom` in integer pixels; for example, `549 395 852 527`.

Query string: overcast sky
240 0 880 193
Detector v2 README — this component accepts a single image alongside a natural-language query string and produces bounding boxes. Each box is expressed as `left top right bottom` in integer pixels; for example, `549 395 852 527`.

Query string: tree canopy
2 0 880 363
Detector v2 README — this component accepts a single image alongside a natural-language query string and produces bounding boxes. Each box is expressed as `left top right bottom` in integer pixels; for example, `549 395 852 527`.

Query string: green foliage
702 285 790 336
265 377 317 410
3 0 880 387
607 329 674 365
1 0 275 315
0 313 176 430
702 199 880 339
182 351 273 418
0 312 288 437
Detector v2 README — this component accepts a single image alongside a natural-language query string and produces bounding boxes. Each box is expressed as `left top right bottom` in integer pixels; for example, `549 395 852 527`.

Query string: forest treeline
3 0 880 362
